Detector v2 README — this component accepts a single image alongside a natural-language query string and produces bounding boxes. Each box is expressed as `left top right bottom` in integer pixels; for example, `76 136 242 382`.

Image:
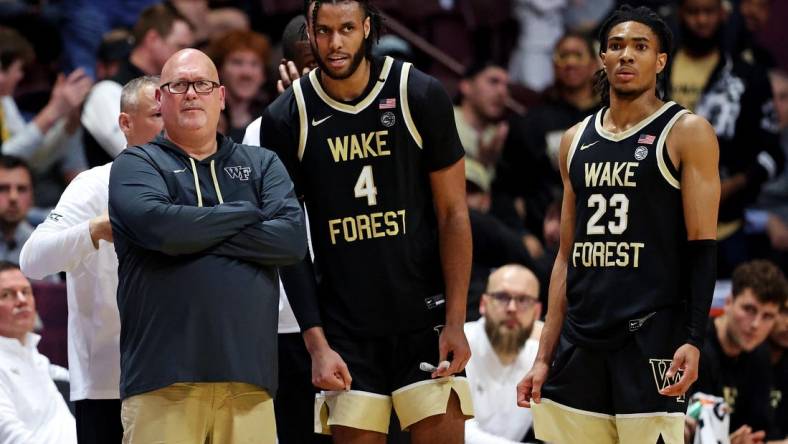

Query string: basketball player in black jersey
260 1 473 443
516 6 720 444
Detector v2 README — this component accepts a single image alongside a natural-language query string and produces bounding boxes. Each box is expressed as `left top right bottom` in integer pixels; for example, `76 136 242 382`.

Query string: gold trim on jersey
655 109 689 190
532 398 617 443
293 79 308 161
314 390 392 435
532 398 684 444
308 56 395 114
566 115 592 172
616 413 684 444
400 63 423 149
594 101 675 142
390 376 474 430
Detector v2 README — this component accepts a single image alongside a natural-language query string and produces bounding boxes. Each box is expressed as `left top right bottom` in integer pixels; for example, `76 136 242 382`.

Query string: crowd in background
0 0 787 443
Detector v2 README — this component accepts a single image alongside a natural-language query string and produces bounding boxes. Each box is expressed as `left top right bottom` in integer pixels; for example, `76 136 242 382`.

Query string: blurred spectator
508 0 566 92
0 156 33 264
691 260 788 442
747 0 788 73
494 32 600 238
170 0 250 46
454 61 509 173
0 27 92 178
465 159 543 320
372 35 414 62
767 300 787 440
20 76 161 444
208 30 270 143
281 14 316 74
247 14 315 142
539 196 561 259
96 29 133 81
0 261 76 444
507 0 611 92
81 3 193 167
728 0 777 69
271 14 317 96
58 0 159 78
464 264 542 444
667 0 783 278
751 69 788 272
564 0 615 33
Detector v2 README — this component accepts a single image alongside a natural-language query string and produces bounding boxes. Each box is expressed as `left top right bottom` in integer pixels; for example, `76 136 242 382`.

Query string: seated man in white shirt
465 264 542 443
0 261 76 444
19 75 161 444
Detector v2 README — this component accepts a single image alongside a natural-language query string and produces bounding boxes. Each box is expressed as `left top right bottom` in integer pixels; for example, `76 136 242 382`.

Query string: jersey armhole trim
293 80 308 161
400 63 423 149
566 115 592 172
655 109 688 190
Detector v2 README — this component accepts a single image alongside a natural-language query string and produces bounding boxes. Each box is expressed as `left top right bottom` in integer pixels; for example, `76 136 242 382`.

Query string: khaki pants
121 382 275 444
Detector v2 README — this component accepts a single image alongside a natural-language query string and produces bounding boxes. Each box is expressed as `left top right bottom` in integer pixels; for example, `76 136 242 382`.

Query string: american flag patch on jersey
379 98 396 109
638 134 656 145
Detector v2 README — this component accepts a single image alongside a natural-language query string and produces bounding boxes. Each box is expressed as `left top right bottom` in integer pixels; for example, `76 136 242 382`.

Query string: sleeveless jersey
290 56 450 335
564 101 690 349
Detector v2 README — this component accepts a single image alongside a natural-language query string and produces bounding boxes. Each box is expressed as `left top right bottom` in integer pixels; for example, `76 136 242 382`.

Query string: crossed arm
108 149 305 264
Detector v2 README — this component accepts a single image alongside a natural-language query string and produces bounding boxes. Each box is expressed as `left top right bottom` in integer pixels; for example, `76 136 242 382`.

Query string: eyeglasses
160 80 221 95
486 291 538 310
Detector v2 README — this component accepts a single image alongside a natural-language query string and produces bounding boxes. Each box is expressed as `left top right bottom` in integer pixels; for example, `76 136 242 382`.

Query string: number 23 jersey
261 57 464 335
565 101 691 348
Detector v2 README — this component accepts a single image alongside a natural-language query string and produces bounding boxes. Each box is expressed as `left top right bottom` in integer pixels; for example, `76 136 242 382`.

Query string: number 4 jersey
261 57 464 335
565 101 692 349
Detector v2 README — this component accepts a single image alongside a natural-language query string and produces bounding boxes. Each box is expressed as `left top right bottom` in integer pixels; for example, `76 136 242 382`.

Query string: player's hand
276 59 310 94
310 344 352 391
433 324 470 378
659 343 700 397
517 360 549 408
49 68 93 116
729 425 766 444
89 211 113 248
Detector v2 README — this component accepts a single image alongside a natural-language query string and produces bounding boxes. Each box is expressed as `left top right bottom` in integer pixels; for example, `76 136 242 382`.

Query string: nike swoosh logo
580 141 599 151
312 115 332 126
172 168 188 173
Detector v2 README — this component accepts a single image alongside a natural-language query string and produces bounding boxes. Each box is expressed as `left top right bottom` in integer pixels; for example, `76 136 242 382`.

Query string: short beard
0 215 21 229
484 316 530 357
312 38 367 81
680 21 723 56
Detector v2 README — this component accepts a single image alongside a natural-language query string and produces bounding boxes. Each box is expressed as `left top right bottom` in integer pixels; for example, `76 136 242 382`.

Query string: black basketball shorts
532 306 688 444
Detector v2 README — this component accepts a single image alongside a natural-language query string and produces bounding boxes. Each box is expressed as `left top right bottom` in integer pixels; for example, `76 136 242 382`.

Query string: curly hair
594 5 673 106
303 0 382 59
207 30 271 71
732 260 788 306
